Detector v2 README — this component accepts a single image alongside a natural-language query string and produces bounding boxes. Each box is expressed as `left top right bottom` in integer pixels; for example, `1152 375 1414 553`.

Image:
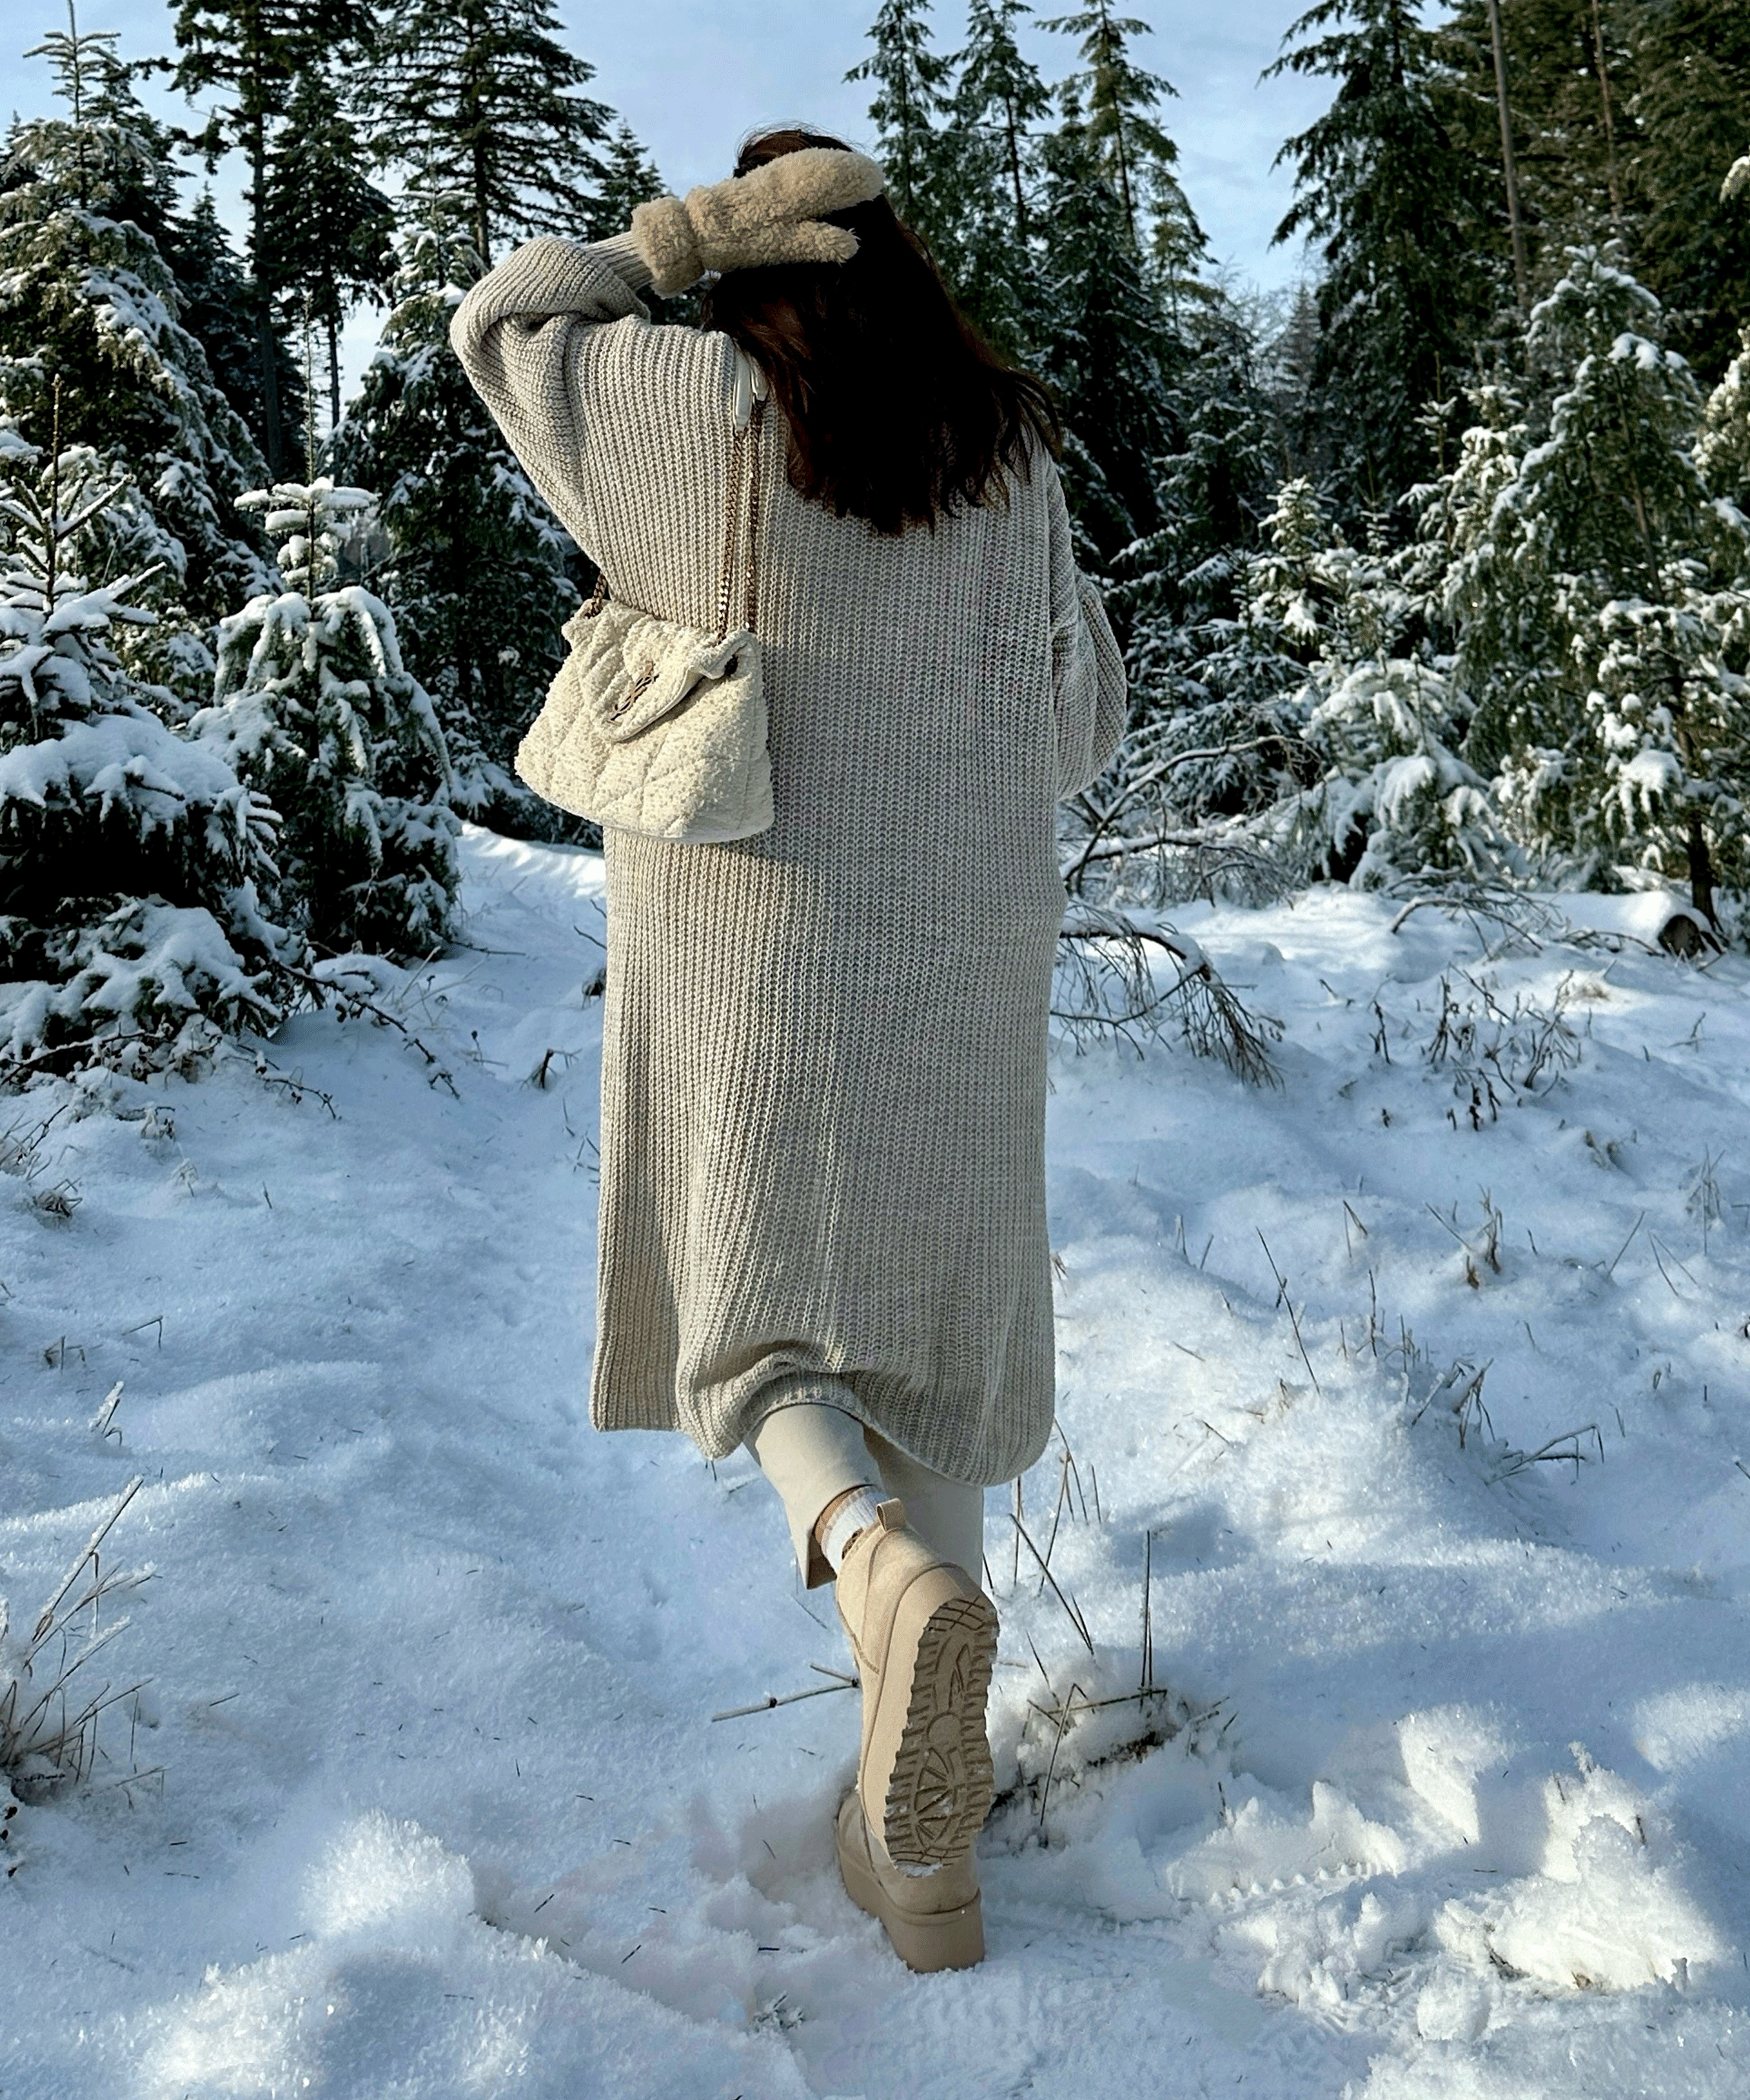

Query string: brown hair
698 126 1059 536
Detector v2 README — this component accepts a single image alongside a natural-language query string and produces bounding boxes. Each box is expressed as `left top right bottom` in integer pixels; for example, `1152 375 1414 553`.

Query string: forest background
2 0 1749 1077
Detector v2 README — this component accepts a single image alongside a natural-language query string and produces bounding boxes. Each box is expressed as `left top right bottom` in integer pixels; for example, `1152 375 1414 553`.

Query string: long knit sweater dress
452 237 1127 1486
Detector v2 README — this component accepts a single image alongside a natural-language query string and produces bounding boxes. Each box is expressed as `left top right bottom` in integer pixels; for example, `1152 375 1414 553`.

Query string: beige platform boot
832 1498 998 1872
835 1790 985 1971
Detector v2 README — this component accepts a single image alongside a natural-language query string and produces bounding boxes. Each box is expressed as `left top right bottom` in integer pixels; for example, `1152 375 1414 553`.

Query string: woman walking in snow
453 129 1125 1971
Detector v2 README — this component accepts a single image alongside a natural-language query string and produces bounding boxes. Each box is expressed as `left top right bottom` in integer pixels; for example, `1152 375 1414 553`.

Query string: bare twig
285 965 458 1096
709 1678 858 1724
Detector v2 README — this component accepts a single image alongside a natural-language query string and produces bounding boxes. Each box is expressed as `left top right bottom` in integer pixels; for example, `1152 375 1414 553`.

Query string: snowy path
2 826 1748 2097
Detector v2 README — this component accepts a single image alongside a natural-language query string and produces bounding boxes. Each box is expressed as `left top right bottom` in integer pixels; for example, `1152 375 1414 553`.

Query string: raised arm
448 238 651 549
1046 467 1128 798
450 149 887 550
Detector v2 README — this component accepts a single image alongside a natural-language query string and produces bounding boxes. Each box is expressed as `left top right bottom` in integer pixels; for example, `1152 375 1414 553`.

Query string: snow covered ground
2 824 1748 2098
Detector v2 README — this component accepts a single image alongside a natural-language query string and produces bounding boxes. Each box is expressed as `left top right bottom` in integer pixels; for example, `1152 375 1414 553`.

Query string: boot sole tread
880 1590 998 1868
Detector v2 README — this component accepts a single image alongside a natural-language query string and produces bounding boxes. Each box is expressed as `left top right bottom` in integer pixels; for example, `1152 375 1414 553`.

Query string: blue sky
5 0 1330 392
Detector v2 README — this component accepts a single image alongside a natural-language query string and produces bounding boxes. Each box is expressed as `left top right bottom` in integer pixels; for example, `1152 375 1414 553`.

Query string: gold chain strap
714 396 765 644
714 415 746 645
743 398 764 638
587 391 765 646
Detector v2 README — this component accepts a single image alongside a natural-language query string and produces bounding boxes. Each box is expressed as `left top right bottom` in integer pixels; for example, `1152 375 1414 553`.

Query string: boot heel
875 1888 985 1972
836 1799 986 1972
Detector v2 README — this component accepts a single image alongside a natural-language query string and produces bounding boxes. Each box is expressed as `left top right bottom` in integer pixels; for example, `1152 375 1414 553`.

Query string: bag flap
593 614 756 743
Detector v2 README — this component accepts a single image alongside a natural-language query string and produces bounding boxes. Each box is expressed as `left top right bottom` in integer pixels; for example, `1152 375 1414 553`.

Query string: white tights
746 1401 985 1588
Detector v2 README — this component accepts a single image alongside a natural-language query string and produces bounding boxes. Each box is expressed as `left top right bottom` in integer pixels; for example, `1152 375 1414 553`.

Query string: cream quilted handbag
515 369 773 843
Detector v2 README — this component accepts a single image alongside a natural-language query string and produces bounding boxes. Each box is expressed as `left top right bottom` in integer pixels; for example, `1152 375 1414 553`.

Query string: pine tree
368 0 612 264
847 0 966 267
1233 478 1512 886
0 406 291 1076
1042 1 1198 267
332 190 582 838
1443 248 1750 916
169 0 372 473
1154 301 1281 622
1 14 272 701
159 190 291 450
578 122 667 243
1036 91 1176 562
1119 303 1312 824
1268 0 1494 523
573 122 700 326
1627 0 1750 380
261 67 395 431
950 0 1053 352
1409 379 1542 776
956 0 1051 242
195 477 461 957
1440 0 1635 289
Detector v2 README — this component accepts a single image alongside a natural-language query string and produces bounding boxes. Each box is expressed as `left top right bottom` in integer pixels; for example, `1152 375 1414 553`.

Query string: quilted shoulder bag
515 369 773 843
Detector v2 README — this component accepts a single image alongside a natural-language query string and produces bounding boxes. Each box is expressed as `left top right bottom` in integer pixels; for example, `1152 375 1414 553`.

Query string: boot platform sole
871 1584 998 1869
836 1807 985 1971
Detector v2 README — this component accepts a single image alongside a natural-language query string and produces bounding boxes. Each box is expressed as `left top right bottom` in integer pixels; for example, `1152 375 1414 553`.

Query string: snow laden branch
1053 903 1282 1084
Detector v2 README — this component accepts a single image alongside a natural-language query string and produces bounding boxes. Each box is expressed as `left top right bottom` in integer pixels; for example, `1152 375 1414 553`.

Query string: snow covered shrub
196 479 461 960
1303 656 1518 889
1695 325 1750 514
0 418 293 1077
332 192 585 840
1071 482 1367 904
1214 481 1515 889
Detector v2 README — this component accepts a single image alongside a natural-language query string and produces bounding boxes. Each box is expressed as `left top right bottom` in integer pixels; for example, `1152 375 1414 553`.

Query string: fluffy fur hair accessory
632 148 887 296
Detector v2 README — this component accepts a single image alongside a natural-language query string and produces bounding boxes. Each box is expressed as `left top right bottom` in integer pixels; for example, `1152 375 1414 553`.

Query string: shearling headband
632 148 888 297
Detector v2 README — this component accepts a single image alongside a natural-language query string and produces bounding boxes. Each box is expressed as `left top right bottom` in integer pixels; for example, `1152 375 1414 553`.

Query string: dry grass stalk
996 1678 1219 1834
1008 1515 1093 1653
1491 1424 1605 1484
1 1478 153 1797
1255 1230 1323 1395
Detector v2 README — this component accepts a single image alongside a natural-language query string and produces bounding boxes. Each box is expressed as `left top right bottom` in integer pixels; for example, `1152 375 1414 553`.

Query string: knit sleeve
1045 465 1128 799
448 236 654 549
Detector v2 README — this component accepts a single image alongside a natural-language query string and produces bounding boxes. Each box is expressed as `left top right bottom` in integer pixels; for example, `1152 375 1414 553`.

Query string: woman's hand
631 148 886 297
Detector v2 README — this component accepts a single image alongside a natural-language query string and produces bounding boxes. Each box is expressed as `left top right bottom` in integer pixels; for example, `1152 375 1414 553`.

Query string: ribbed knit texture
451 237 1128 1484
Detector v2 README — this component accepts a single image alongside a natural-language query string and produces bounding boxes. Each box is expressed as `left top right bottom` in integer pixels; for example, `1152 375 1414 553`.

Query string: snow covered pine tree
0 11 271 708
1442 249 1750 921
0 412 291 1077
196 479 460 959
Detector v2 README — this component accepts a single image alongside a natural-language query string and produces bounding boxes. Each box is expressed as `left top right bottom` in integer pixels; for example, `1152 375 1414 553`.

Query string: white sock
820 1486 886 1571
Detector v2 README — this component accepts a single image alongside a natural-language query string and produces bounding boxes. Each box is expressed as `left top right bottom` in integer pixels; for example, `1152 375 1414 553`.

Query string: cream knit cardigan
452 237 1127 1484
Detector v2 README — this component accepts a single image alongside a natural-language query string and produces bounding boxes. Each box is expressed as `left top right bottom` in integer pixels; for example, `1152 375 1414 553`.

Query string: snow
0 709 245 824
2 826 1747 2096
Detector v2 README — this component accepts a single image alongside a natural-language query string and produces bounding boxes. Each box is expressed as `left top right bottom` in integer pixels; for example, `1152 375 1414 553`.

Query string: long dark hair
699 127 1059 536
